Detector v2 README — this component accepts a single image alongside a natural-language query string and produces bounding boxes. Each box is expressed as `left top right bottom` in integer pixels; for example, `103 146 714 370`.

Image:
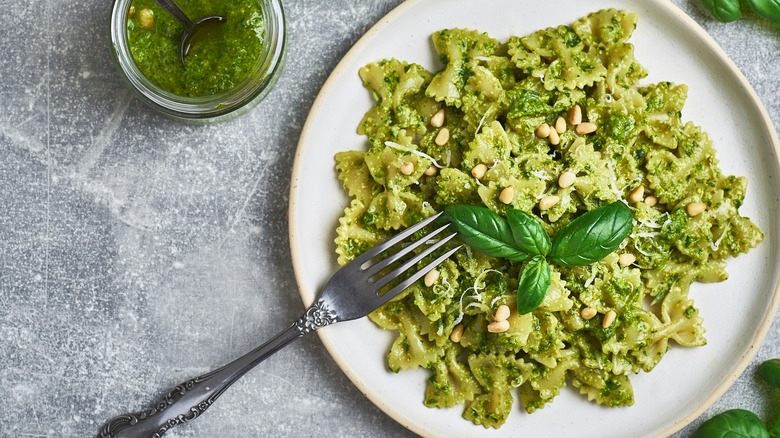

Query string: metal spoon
153 0 225 67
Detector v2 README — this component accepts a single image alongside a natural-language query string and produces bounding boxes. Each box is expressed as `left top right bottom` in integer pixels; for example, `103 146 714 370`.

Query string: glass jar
109 0 286 123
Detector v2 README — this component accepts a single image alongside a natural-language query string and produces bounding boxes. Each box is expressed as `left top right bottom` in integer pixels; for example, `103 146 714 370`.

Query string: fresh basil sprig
549 201 633 266
745 0 780 24
759 358 780 388
702 0 743 22
702 0 780 25
515 256 552 314
441 201 632 314
441 204 545 261
695 358 780 438
696 409 770 438
507 209 551 256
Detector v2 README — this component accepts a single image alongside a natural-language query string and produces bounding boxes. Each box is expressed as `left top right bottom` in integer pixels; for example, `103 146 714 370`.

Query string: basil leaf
441 204 532 261
695 409 769 438
771 409 780 438
507 209 551 256
759 358 780 388
702 0 743 22
516 256 551 314
745 0 780 24
549 201 633 266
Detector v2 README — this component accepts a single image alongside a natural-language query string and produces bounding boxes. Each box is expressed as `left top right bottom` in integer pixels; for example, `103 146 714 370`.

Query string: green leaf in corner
441 204 533 261
759 358 780 388
745 0 780 25
695 409 769 438
516 256 552 314
549 201 633 267
702 0 743 22
506 209 551 257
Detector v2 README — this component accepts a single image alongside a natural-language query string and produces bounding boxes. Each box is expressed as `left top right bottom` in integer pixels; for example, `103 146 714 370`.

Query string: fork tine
319 213 462 324
363 222 453 278
376 244 463 306
371 231 459 291
350 212 443 266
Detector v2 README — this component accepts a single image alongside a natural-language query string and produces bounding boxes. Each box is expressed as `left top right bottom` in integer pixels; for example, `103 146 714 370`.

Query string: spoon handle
154 0 195 30
98 321 308 438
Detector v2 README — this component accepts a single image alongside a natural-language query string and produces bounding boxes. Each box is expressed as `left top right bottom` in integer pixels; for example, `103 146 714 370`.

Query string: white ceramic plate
289 1 780 436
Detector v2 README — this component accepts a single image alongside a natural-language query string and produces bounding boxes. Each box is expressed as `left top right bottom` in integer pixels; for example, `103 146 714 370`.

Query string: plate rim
288 0 780 436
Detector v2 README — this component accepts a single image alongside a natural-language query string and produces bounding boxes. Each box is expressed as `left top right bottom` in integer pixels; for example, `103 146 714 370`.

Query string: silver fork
99 212 461 438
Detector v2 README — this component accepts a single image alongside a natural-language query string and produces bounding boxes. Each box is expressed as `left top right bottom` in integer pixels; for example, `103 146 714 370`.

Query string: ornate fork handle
99 300 338 438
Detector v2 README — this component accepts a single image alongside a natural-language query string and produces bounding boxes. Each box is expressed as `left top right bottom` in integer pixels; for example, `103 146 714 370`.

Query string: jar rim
110 0 286 122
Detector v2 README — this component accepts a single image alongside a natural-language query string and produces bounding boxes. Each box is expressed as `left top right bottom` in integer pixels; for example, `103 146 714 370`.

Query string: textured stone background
0 0 778 437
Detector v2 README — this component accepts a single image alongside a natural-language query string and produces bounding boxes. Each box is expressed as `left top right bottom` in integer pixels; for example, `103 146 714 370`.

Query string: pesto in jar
127 0 265 97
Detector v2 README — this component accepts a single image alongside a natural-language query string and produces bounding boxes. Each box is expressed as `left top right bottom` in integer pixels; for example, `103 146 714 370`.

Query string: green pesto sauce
127 0 265 97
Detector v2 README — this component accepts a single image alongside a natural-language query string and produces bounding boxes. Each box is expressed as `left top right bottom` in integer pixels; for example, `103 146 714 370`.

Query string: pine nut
644 195 658 207
471 163 488 179
450 324 464 343
430 108 445 128
535 123 551 139
494 305 511 322
539 195 560 210
424 165 437 176
487 319 510 333
555 117 566 134
558 171 576 188
434 127 450 146
129 5 136 17
424 269 440 287
618 253 636 267
536 123 551 138
569 105 583 125
548 128 560 145
580 307 597 320
139 8 155 28
400 162 414 175
603 310 617 328
575 122 597 135
686 202 706 217
629 185 645 203
499 186 515 204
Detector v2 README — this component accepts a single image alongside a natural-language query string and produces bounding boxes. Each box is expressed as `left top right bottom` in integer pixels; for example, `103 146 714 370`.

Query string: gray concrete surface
0 0 777 437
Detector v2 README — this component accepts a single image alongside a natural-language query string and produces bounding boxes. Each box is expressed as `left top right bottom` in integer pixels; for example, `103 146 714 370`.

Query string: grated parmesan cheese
475 106 495 134
385 141 445 168
451 269 504 328
530 169 551 180
711 223 730 251
583 266 598 288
